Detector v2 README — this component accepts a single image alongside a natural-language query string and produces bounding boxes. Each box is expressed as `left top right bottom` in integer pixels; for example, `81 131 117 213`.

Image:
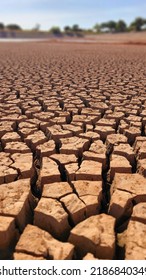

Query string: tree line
94 17 146 33
0 17 146 36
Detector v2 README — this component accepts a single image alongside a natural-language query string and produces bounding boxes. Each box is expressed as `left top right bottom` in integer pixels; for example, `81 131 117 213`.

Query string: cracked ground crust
0 42 146 259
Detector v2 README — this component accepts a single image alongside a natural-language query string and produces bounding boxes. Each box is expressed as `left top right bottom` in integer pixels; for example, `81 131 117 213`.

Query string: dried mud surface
0 42 146 260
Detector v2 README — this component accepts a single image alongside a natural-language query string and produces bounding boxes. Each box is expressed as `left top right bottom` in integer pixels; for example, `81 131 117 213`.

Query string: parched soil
85 31 146 45
0 42 146 260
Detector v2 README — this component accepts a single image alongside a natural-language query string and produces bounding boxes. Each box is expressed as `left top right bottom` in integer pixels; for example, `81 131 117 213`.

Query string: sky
0 0 146 31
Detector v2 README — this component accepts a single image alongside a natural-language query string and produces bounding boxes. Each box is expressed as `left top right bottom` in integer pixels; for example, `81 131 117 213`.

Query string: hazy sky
0 0 145 30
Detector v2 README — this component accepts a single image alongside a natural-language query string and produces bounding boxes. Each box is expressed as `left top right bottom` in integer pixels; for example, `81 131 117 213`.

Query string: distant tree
116 20 127 32
6 24 21 30
99 21 116 32
64 25 74 36
130 17 145 31
72 24 80 32
93 23 101 33
64 25 71 32
100 22 108 29
0 23 4 29
71 24 83 36
106 20 117 32
49 26 62 36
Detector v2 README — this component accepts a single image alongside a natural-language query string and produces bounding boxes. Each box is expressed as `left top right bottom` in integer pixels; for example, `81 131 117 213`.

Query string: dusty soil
85 31 146 45
0 41 146 260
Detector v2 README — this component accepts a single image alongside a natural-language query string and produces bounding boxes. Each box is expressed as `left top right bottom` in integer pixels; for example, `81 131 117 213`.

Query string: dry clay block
131 203 146 224
137 142 146 160
50 153 78 165
15 224 74 260
0 121 16 138
1 132 21 147
18 127 38 139
106 134 128 154
89 139 106 154
25 130 47 151
108 155 132 182
68 214 115 259
113 143 135 167
0 216 19 259
79 131 100 142
42 182 73 199
76 160 102 181
72 180 103 217
36 140 56 157
62 123 83 134
11 153 34 179
39 157 61 186
133 136 146 154
65 162 79 181
125 220 146 259
50 154 78 181
4 141 31 154
137 159 146 177
94 125 115 142
18 121 38 129
0 152 19 184
60 193 86 225
96 118 116 129
0 179 35 231
60 136 90 157
120 203 146 258
109 173 146 223
46 125 72 143
123 127 141 145
83 151 106 171
34 197 71 240
87 140 107 170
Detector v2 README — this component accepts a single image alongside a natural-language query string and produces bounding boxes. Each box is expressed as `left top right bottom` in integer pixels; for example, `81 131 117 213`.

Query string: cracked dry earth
0 42 146 260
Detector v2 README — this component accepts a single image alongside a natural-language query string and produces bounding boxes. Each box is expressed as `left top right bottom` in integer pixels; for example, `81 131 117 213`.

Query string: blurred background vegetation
0 17 146 38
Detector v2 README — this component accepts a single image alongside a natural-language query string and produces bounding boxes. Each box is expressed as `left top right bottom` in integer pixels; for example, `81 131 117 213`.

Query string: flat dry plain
0 41 146 260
